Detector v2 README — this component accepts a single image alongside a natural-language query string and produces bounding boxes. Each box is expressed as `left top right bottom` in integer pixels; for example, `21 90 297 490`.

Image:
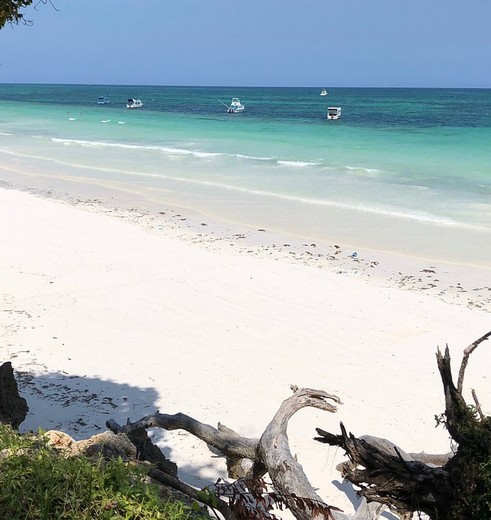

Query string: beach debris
107 386 352 520
315 331 491 520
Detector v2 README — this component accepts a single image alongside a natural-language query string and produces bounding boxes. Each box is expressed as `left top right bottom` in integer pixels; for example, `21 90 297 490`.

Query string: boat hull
327 107 341 120
127 98 143 109
226 98 244 113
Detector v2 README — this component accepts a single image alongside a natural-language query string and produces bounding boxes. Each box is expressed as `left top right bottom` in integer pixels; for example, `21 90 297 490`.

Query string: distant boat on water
97 96 110 105
219 98 245 113
127 98 143 109
320 89 328 96
327 106 341 120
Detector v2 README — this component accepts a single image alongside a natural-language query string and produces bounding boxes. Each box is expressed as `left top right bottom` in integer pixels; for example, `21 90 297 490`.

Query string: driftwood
106 419 178 477
315 423 451 516
108 386 386 520
252 386 341 520
315 332 491 519
106 417 239 520
106 332 491 519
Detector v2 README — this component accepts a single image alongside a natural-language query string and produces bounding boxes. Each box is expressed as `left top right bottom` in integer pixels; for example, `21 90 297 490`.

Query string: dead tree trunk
252 387 342 520
315 331 491 520
108 386 382 520
315 423 451 516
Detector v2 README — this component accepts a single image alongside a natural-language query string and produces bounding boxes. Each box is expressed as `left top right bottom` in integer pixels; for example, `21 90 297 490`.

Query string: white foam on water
345 165 381 176
51 138 224 159
277 160 320 167
235 153 274 161
2 144 487 231
50 138 312 165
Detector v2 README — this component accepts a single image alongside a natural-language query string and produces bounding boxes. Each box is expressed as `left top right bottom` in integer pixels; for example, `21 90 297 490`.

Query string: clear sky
1 0 490 88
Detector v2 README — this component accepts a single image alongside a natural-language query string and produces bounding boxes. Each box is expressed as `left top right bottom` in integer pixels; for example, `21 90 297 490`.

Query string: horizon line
0 82 490 90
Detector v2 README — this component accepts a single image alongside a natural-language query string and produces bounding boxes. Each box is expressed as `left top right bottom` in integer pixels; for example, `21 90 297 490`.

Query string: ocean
1 84 490 265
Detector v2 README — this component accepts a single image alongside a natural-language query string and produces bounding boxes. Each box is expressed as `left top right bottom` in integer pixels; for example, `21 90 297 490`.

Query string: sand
1 183 490 517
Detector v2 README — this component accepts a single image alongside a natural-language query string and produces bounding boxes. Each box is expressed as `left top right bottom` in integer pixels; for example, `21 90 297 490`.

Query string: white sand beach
2 184 490 516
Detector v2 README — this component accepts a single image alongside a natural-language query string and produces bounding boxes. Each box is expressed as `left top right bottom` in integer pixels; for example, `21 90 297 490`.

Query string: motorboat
127 98 143 109
226 98 245 113
97 96 110 105
320 89 328 96
327 107 341 120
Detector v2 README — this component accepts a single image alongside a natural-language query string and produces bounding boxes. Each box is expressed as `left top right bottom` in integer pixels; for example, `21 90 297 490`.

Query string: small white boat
226 98 245 113
97 96 110 105
127 98 143 109
320 89 328 96
327 107 341 120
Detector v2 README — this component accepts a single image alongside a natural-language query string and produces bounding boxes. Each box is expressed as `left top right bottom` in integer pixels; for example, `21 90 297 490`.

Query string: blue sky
1 0 490 87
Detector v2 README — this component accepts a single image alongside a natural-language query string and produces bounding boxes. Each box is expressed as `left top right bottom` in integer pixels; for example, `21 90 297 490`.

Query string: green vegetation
0 0 33 29
0 425 201 520
444 409 491 519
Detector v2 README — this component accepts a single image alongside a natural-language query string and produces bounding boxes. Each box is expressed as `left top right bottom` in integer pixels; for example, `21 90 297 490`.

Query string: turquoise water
1 84 490 263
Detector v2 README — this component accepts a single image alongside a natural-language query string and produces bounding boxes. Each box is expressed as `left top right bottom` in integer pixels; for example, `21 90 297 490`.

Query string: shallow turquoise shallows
1 84 490 263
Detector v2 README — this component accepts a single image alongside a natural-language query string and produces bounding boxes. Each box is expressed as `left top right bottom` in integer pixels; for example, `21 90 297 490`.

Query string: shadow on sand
16 369 159 439
15 368 227 490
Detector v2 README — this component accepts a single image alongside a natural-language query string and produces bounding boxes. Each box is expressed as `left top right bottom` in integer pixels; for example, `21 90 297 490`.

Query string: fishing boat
320 89 328 96
97 96 110 105
219 98 245 113
327 107 342 120
126 98 143 109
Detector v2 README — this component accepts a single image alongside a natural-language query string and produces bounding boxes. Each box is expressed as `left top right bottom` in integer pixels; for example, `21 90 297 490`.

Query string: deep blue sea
1 84 490 264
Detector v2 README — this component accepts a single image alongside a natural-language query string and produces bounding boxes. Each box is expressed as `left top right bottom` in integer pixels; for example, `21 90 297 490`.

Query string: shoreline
2 180 491 515
2 172 490 312
1 154 491 271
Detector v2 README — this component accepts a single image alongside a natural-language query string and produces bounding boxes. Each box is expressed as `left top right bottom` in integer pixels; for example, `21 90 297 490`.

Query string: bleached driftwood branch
108 386 385 520
457 329 491 393
254 386 341 520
